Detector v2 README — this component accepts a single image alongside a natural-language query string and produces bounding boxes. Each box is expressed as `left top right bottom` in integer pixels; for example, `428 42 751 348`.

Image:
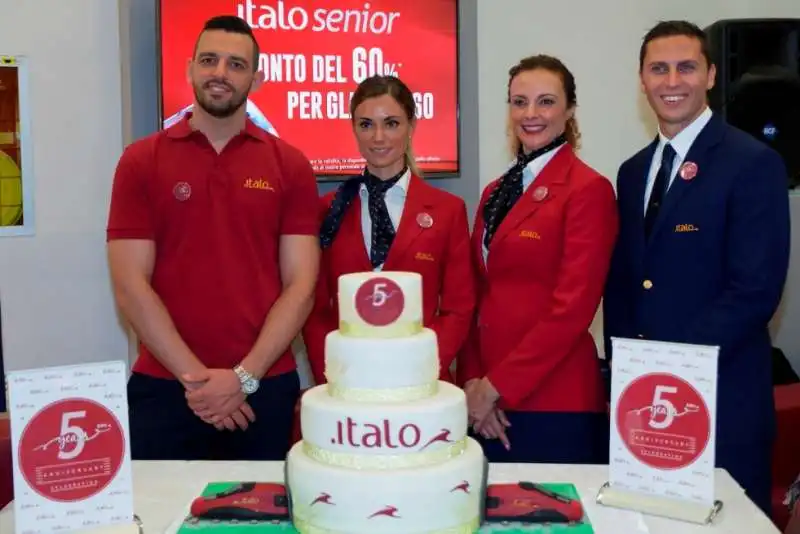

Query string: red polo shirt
106 114 319 379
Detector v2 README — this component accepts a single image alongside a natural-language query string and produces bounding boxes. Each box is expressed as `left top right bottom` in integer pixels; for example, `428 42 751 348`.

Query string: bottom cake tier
286 437 486 534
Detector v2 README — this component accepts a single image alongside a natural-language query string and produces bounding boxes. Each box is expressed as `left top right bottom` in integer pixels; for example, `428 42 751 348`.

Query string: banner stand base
75 518 143 534
595 482 723 525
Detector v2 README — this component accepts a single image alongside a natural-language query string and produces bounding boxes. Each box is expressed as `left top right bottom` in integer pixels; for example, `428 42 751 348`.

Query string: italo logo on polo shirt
243 178 275 191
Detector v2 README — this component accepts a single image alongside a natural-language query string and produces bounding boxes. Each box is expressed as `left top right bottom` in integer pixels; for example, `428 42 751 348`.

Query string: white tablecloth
0 461 780 534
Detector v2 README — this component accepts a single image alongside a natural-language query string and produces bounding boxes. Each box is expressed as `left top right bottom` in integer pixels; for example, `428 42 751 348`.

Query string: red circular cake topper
354 277 405 326
616 373 710 470
18 398 125 502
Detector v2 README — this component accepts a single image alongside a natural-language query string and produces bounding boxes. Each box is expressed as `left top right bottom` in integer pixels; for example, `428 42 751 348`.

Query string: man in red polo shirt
106 15 319 461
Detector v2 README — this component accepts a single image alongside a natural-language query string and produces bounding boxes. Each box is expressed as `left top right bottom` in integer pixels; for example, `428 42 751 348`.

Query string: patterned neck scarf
482 133 567 248
319 166 407 268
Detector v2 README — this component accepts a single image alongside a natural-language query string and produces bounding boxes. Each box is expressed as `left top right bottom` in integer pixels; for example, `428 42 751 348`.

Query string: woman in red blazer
303 75 475 386
458 55 618 464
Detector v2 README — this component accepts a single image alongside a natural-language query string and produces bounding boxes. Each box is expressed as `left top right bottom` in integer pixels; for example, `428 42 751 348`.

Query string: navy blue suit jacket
603 114 790 504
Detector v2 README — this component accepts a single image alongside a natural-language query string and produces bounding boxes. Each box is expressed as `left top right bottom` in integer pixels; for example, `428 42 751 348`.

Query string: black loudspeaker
705 19 800 188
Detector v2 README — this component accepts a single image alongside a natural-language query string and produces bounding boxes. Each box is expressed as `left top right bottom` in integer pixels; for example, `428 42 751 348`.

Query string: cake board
175 480 594 534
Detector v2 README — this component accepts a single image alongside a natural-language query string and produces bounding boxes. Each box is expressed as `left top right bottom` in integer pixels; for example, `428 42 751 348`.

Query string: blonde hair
351 75 423 177
506 55 582 157
404 144 422 177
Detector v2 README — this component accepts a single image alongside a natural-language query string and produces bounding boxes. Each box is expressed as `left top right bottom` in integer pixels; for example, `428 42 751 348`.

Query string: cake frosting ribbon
293 516 480 534
339 319 424 337
325 381 438 402
302 438 468 470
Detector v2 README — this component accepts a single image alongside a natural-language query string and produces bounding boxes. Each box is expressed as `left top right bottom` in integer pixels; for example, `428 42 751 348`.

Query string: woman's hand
463 378 480 424
466 377 500 423
474 408 511 450
465 378 510 449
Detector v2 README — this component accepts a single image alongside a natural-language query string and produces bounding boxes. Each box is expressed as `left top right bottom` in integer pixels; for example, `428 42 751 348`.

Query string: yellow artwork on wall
0 148 22 225
0 59 22 228
0 54 33 236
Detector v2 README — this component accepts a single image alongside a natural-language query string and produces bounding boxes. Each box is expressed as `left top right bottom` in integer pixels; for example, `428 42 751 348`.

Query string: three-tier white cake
286 271 486 533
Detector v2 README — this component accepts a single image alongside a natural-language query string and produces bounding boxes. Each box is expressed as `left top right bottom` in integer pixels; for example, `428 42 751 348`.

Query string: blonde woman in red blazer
303 75 476 387
458 55 618 464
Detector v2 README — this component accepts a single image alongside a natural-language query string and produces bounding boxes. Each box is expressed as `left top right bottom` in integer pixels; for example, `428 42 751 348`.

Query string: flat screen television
156 0 461 181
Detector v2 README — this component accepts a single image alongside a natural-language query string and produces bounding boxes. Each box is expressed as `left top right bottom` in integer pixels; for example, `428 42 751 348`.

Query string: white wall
1 0 799 379
477 0 800 371
0 0 129 372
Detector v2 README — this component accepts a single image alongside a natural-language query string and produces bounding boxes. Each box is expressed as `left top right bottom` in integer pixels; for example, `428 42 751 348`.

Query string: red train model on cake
484 481 584 523
189 482 289 521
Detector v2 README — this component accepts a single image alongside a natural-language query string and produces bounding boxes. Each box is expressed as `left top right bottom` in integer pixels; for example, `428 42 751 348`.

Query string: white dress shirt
482 143 565 263
360 168 411 271
643 106 713 212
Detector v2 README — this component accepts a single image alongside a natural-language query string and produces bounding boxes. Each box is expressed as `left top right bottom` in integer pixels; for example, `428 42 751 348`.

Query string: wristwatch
233 365 259 395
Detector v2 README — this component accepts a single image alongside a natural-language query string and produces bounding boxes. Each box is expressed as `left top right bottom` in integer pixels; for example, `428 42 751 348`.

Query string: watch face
243 379 259 395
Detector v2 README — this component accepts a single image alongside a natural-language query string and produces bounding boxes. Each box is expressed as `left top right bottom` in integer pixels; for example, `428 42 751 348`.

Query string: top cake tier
338 271 423 338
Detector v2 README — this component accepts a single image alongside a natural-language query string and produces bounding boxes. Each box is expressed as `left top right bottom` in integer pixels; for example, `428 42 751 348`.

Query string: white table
0 461 781 533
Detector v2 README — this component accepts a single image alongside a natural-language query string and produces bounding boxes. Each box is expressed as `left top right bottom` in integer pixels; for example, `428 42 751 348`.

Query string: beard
192 78 248 118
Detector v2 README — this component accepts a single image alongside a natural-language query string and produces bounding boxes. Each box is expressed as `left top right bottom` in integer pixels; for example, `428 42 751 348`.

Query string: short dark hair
193 15 260 72
639 20 713 71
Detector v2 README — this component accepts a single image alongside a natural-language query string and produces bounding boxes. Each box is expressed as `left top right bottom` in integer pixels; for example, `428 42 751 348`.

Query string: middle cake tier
301 381 468 469
324 327 439 401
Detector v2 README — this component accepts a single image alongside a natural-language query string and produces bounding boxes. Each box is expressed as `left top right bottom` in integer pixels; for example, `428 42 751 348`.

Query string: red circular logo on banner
18 398 125 502
354 277 405 326
616 373 710 470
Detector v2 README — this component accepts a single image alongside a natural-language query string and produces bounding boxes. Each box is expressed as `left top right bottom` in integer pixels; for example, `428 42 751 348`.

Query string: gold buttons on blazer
643 279 653 290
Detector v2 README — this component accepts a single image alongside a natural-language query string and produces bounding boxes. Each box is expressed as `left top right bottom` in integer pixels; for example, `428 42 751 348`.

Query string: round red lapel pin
417 212 433 228
679 161 698 181
532 186 548 202
173 181 192 201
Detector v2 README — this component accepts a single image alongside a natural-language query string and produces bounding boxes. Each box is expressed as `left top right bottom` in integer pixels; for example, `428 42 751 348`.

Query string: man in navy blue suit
604 20 790 516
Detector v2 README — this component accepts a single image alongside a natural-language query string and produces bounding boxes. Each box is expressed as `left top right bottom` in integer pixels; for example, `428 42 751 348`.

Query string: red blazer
457 146 618 413
303 174 476 385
